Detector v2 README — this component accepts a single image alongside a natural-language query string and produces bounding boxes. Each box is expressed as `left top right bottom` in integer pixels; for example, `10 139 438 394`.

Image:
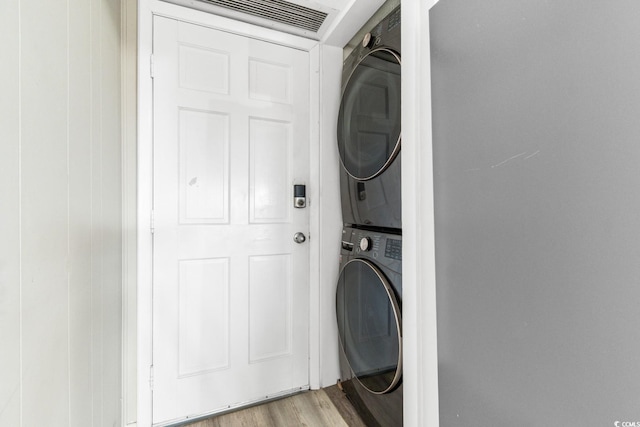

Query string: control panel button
362 32 373 48
359 237 372 252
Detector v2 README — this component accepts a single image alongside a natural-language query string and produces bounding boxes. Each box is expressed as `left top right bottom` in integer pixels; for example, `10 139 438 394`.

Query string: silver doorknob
293 232 306 244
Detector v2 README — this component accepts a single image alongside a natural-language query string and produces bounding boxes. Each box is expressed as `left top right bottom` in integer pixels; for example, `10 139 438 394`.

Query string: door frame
137 1 322 425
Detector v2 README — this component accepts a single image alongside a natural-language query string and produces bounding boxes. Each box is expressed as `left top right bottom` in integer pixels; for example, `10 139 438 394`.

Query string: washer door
337 48 401 181
336 258 402 394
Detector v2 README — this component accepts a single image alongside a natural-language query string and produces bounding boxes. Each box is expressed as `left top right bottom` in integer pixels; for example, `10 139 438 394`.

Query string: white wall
122 0 138 423
0 0 123 425
317 44 344 388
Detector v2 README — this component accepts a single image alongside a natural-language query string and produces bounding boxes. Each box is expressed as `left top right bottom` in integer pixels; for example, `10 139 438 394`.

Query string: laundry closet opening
135 0 396 425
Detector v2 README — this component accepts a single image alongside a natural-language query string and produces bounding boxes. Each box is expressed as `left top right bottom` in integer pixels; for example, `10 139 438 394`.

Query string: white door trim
137 2 321 425
401 1 440 426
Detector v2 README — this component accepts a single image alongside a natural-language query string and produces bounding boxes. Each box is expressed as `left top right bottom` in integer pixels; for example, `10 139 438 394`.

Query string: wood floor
184 386 367 427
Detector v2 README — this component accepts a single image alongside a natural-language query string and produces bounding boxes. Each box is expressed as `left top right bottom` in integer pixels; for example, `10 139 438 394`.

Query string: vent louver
199 0 328 32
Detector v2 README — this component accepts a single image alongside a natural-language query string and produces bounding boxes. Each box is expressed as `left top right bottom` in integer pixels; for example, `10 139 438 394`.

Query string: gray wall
431 0 640 425
0 0 123 425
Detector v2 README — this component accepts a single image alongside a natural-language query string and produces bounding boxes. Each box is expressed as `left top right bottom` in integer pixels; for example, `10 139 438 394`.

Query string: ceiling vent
162 0 339 40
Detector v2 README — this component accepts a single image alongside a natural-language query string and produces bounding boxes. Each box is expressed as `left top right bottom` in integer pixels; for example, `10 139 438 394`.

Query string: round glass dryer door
337 48 401 180
336 259 402 394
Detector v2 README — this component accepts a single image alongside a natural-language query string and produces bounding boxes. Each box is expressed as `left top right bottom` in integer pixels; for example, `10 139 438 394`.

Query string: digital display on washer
336 259 401 394
338 49 401 180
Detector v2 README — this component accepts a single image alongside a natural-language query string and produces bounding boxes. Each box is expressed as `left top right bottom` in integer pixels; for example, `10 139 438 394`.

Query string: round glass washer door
337 48 401 181
336 258 402 394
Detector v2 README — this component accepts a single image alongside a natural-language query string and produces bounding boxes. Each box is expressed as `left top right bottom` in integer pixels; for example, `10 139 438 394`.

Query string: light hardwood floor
185 386 367 427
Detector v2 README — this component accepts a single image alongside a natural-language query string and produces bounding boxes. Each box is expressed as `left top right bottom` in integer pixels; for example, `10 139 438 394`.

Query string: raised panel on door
249 58 292 104
249 254 292 362
179 108 230 224
152 16 310 425
249 117 292 223
177 258 230 377
179 44 230 94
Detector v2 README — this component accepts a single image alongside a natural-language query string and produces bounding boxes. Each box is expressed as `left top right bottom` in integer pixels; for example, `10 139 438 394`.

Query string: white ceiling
308 0 347 10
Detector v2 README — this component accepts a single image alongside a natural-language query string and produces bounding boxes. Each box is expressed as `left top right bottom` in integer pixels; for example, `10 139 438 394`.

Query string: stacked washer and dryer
335 5 403 427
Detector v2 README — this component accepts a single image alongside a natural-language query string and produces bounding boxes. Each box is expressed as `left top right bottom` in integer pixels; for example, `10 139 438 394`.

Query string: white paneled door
152 16 311 425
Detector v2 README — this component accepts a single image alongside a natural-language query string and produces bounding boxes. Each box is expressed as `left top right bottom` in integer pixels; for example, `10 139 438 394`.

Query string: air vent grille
200 0 328 32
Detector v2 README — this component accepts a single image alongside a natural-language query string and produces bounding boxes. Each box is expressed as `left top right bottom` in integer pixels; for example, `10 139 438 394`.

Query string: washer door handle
293 232 306 244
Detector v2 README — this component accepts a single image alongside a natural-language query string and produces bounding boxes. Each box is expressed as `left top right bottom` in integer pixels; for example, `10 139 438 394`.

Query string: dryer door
336 258 402 394
337 48 401 181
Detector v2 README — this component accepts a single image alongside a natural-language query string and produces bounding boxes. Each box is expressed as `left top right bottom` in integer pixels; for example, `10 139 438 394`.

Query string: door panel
178 258 230 376
179 108 229 224
249 118 292 223
248 254 292 362
152 16 310 425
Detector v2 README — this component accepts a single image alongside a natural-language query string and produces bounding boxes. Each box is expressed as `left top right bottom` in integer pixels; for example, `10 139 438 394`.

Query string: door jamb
137 2 321 425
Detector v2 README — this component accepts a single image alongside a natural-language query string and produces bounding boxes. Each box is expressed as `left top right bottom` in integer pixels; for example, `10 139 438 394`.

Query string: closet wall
0 0 123 425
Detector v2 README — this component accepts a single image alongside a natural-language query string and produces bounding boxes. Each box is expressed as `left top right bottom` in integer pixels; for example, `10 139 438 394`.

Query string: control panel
387 7 401 32
341 229 401 260
384 238 402 261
